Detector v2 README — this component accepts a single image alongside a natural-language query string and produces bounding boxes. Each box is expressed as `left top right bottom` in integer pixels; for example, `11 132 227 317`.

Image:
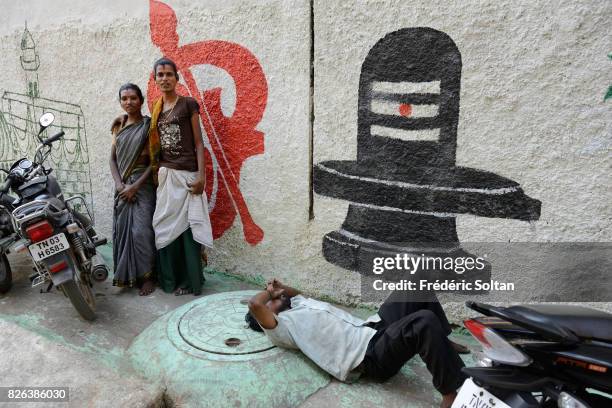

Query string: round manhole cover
177 291 276 355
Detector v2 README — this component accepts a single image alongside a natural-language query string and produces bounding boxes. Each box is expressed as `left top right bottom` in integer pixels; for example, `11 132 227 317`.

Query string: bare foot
440 392 457 408
139 280 156 296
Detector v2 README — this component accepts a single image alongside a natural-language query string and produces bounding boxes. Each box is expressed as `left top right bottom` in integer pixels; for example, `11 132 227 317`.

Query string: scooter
0 112 108 320
452 301 612 408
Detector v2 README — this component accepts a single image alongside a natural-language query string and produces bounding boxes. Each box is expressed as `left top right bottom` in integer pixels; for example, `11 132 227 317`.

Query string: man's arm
268 278 300 298
248 290 281 330
110 114 126 133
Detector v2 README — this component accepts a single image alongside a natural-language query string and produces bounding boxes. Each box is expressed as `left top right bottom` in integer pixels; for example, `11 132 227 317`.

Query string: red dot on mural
399 103 412 117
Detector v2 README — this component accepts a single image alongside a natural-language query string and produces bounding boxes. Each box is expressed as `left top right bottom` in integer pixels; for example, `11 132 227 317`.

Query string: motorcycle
0 112 108 320
452 301 612 408
0 191 15 293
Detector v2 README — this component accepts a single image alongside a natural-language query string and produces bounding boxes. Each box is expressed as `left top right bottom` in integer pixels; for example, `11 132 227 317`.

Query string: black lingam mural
314 27 541 277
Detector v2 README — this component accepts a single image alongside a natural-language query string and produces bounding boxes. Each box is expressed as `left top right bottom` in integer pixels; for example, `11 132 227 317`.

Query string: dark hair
244 312 263 332
153 57 179 80
118 83 144 103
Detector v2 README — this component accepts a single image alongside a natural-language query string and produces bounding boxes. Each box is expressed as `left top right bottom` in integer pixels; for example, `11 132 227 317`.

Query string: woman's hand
110 114 126 132
115 182 125 194
118 183 138 202
187 177 205 195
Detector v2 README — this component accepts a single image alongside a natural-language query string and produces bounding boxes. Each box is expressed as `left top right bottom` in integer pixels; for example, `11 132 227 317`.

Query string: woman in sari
109 83 156 295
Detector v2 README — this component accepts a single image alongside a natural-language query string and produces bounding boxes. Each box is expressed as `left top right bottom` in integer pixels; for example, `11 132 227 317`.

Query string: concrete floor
0 246 477 408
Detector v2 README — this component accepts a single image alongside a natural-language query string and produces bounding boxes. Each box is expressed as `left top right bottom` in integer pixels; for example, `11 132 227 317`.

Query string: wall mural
0 25 93 215
148 0 268 245
314 27 541 275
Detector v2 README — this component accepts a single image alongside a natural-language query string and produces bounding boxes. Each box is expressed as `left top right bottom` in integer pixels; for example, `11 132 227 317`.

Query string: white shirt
262 295 380 381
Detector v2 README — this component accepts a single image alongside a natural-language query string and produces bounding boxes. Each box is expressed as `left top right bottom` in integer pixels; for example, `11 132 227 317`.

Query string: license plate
28 233 69 262
451 378 512 408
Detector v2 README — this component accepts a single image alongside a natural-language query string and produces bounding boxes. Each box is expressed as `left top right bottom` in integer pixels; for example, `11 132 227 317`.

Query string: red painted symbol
399 103 412 117
148 0 267 245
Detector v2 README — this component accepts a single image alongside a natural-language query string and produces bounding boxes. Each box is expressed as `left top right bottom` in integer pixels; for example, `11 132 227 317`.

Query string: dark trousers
362 299 467 395
377 296 453 336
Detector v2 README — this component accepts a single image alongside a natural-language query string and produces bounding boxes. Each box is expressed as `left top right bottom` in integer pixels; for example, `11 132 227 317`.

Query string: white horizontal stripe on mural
370 99 438 117
316 163 520 195
372 80 440 95
338 229 460 252
324 234 360 248
351 202 456 218
370 125 440 141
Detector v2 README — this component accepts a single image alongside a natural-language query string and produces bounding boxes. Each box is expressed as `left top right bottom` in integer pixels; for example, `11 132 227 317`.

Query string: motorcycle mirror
39 112 55 131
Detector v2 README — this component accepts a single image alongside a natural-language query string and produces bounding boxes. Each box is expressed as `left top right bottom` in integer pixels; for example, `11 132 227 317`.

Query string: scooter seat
505 304 612 343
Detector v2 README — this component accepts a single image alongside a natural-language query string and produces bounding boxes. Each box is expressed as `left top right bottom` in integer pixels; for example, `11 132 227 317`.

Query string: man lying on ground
246 279 467 408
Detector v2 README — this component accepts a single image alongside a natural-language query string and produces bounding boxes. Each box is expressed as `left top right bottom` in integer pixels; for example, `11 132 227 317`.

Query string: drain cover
177 291 276 355
129 290 331 407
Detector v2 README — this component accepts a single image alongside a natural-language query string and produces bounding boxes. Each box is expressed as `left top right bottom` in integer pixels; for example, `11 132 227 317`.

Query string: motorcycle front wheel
60 277 96 321
0 254 12 294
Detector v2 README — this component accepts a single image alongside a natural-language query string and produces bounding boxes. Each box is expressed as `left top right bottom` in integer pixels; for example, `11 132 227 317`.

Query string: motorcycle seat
0 194 16 209
505 304 612 343
45 196 66 211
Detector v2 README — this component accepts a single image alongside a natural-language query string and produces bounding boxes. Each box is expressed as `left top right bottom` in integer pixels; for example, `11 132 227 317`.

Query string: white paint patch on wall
190 64 237 118
372 81 440 94
369 125 440 141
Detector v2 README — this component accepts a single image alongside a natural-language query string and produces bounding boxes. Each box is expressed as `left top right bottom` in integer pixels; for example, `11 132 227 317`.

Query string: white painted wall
0 0 609 320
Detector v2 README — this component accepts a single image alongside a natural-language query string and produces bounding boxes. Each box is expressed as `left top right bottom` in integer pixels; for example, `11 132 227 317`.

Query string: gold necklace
160 96 180 124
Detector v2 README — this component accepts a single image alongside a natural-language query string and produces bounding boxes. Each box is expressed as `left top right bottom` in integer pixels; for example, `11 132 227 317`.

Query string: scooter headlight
472 351 494 367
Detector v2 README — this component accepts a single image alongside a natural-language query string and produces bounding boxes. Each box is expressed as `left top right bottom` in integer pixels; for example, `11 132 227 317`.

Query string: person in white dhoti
148 57 213 296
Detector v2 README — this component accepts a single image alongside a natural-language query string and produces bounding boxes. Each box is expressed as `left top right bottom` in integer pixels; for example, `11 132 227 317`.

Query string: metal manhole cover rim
177 302 277 356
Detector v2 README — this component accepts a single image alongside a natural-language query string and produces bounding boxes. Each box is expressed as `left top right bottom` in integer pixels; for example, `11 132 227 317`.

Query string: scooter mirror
39 112 55 129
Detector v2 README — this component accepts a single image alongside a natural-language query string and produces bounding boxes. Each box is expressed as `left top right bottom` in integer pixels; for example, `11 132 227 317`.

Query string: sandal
174 287 193 296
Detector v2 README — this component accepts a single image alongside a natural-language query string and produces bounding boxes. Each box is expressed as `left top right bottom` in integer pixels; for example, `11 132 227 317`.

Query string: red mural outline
148 0 267 245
